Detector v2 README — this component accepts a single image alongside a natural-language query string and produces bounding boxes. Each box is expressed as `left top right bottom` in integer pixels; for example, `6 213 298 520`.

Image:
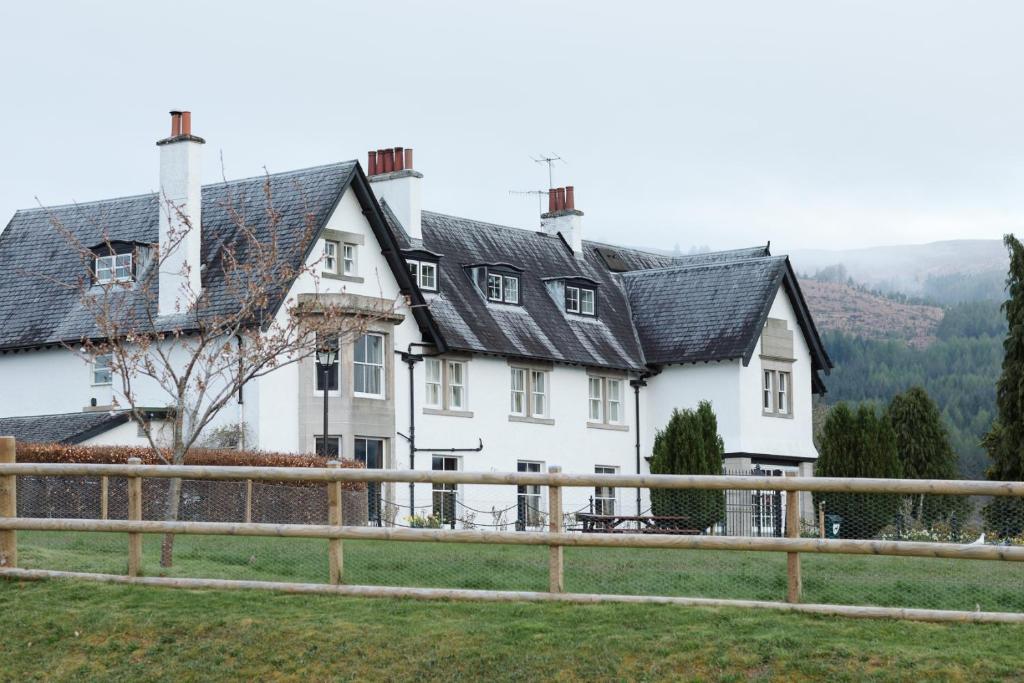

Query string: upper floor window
510 367 549 418
587 376 624 426
354 333 385 398
343 243 357 275
424 358 468 412
565 286 596 315
407 259 438 292
487 273 520 304
96 253 132 284
324 241 339 273
762 368 792 418
92 354 112 386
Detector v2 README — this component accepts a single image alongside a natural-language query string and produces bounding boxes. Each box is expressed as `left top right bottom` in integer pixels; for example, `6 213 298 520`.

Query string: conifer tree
813 402 902 538
649 402 726 531
982 234 1024 536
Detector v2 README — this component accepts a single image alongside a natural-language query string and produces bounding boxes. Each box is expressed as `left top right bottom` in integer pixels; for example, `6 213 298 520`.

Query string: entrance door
355 437 384 525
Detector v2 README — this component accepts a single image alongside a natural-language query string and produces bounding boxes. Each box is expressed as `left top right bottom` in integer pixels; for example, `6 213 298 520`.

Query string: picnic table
574 513 702 535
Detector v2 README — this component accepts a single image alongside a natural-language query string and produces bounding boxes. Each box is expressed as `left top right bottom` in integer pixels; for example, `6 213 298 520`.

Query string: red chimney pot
394 146 405 171
565 186 575 211
169 111 182 137
556 187 567 211
384 148 394 173
180 111 191 136
368 151 378 175
404 148 413 170
548 188 556 213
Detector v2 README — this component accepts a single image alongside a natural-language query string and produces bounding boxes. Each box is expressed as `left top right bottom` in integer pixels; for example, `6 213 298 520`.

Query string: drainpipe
629 369 657 516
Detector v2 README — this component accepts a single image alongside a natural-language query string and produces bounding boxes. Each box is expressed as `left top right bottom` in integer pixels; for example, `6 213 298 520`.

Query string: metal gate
722 467 785 537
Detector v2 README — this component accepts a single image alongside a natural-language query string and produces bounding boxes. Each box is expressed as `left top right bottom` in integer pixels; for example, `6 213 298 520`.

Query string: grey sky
2 1 1022 253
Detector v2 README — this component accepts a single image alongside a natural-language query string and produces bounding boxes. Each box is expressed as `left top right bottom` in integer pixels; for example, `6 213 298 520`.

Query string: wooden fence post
548 465 564 593
818 501 825 540
127 457 142 577
785 472 802 603
327 461 344 585
245 479 253 524
100 476 109 521
0 437 17 569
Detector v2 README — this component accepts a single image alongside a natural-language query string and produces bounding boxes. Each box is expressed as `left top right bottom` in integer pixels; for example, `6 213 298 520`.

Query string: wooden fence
2 436 1024 623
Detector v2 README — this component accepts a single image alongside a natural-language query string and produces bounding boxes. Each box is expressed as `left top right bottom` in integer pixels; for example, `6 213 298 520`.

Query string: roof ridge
422 209 552 237
620 254 785 278
14 160 358 215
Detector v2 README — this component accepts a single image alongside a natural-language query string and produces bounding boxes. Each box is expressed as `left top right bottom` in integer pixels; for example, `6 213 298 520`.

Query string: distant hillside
800 279 944 348
787 239 1007 304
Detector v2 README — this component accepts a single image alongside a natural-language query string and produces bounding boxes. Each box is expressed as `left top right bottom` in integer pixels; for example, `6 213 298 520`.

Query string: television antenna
530 153 564 189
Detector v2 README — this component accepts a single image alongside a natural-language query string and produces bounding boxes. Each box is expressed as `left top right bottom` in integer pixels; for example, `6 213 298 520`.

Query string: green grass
15 531 1024 612
2 580 1024 681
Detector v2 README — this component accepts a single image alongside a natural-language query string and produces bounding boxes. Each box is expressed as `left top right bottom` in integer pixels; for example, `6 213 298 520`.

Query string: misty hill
787 239 1007 304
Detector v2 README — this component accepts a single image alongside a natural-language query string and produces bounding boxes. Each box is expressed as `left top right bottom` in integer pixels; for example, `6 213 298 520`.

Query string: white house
0 112 831 529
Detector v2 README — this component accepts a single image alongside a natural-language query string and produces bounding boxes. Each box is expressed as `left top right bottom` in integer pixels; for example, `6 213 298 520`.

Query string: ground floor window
355 437 384 524
314 435 342 457
594 465 617 515
517 461 543 529
432 455 459 528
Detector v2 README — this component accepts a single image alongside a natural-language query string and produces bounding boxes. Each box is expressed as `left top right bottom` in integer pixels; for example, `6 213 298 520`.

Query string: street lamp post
316 340 338 457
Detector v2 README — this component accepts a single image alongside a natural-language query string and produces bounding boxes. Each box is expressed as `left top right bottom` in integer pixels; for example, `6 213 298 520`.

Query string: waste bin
825 514 842 539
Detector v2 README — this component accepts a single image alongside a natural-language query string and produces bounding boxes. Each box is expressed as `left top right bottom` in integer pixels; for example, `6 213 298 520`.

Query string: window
762 368 793 417
355 437 384 524
486 273 503 301
588 377 603 422
354 333 385 398
323 241 339 273
607 379 622 423
314 435 342 457
96 253 132 284
432 455 459 528
594 465 617 515
424 358 468 413
342 243 357 275
407 259 439 291
580 289 595 315
587 376 625 426
510 368 526 415
511 367 550 419
566 285 596 315
486 272 520 304
777 371 789 415
92 354 112 385
565 286 580 313
424 358 442 408
517 461 543 529
447 361 466 410
530 370 547 417
315 335 339 393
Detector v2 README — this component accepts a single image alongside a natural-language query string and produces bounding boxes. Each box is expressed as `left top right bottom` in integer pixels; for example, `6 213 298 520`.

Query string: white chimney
541 186 584 259
156 110 204 316
366 147 422 240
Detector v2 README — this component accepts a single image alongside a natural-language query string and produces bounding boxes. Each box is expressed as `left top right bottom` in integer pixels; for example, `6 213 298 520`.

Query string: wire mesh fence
6 468 1024 616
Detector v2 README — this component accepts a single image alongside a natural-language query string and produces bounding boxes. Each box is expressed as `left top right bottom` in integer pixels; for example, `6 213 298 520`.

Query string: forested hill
813 293 1005 479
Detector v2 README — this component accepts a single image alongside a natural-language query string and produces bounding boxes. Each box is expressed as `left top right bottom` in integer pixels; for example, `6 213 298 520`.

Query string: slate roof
0 162 359 349
0 411 130 444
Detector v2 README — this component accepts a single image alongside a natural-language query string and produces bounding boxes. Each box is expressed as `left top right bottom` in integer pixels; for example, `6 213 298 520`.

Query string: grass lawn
2 580 1024 681
15 531 1024 612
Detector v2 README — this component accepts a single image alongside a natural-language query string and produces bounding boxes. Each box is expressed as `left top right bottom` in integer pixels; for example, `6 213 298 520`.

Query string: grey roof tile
0 411 129 444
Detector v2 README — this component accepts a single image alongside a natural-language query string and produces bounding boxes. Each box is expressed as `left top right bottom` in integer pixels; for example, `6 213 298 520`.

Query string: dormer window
487 273 519 304
565 285 596 316
96 253 132 284
407 259 438 292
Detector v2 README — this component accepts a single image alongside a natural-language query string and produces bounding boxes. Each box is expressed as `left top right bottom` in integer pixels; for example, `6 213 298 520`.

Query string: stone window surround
321 229 364 284
507 358 554 425
422 353 474 418
761 357 795 419
585 368 628 431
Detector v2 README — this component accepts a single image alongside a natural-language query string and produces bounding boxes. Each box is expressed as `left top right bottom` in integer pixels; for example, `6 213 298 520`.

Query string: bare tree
40 173 399 566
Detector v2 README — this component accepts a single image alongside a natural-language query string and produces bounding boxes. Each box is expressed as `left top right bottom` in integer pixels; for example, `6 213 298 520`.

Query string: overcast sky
1 1 1022 253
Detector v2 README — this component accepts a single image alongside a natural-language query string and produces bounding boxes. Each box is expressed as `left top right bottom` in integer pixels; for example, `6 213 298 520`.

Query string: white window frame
92 354 113 386
323 240 339 274
487 273 503 302
565 286 580 313
447 360 466 411
431 454 461 527
510 367 526 416
579 288 595 316
424 358 442 409
762 370 774 412
342 243 357 276
777 371 789 415
503 275 519 304
530 369 548 417
354 333 385 399
594 465 617 515
588 377 603 422
606 378 623 424
419 261 437 291
761 367 794 418
517 460 545 528
510 367 550 419
96 253 133 284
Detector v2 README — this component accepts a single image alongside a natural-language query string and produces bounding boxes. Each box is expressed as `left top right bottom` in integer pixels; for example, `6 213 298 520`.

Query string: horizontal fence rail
1 440 1023 624
2 462 1024 496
